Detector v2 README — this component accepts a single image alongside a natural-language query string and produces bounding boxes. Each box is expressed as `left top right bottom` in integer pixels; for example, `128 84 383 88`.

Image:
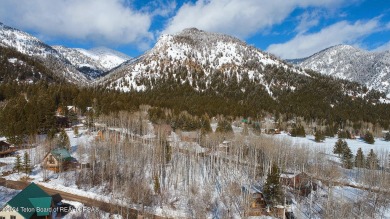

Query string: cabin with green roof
0 183 52 219
42 148 73 172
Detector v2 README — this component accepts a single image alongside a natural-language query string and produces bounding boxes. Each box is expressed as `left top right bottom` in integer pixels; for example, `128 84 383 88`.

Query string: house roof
51 148 72 161
0 141 10 147
7 182 52 218
29 197 52 216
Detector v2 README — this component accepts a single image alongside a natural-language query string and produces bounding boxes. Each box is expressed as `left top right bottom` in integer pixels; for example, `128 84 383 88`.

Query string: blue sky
0 0 390 59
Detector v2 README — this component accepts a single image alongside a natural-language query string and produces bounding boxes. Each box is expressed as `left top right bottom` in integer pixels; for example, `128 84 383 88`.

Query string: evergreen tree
364 132 375 144
384 132 390 141
73 126 79 137
216 119 233 133
333 139 344 157
338 130 351 139
263 162 283 204
14 154 22 173
67 110 78 126
154 175 160 194
164 140 171 164
58 129 70 150
47 128 57 141
354 148 365 168
341 142 353 169
324 126 335 137
200 114 212 135
291 124 305 137
22 151 32 175
314 130 325 142
366 149 379 169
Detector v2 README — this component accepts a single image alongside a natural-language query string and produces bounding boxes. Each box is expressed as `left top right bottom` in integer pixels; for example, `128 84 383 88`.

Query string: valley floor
0 124 389 218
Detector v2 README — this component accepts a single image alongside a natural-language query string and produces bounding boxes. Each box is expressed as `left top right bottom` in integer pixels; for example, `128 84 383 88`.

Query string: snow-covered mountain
293 45 390 97
84 47 131 70
100 28 306 93
53 46 131 78
0 22 89 84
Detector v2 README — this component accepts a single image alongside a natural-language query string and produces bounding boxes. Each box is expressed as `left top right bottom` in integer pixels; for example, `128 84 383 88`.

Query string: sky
0 0 390 59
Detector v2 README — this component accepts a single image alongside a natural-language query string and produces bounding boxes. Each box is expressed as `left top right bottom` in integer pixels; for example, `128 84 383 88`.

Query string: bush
384 132 390 141
364 132 375 144
291 124 305 137
315 130 325 142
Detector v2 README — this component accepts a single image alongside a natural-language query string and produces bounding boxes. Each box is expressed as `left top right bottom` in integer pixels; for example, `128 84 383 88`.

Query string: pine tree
364 132 375 144
354 148 365 168
291 124 305 137
366 149 379 169
333 139 344 157
200 114 212 135
154 175 160 194
164 140 171 164
341 143 353 169
58 129 70 150
324 126 335 137
14 154 22 173
216 119 233 133
314 130 325 142
73 126 79 137
22 151 32 175
263 162 283 205
384 132 390 141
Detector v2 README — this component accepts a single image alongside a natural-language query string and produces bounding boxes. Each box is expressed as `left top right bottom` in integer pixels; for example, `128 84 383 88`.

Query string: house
0 183 52 219
42 148 73 172
95 130 121 143
0 141 11 151
0 141 15 157
248 192 268 216
175 142 209 156
218 140 231 153
280 172 317 196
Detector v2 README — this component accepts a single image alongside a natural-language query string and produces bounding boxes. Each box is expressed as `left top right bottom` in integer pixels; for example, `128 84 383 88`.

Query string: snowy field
273 132 389 156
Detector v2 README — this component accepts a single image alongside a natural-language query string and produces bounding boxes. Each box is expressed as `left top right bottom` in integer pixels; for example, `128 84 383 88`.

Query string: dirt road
1 178 170 219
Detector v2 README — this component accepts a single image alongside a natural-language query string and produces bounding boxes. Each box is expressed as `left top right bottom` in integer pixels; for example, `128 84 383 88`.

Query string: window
11 216 16 219
49 155 55 164
0 216 5 219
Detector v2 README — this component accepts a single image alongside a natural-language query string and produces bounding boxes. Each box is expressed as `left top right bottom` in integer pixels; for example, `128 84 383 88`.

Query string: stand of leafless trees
63 110 390 218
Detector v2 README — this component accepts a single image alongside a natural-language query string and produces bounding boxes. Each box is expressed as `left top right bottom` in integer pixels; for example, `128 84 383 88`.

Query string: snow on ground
61 199 122 219
1 125 389 218
0 186 20 207
273 132 389 156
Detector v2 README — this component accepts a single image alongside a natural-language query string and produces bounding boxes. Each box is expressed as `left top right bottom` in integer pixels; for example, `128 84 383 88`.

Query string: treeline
1 65 390 143
0 46 62 83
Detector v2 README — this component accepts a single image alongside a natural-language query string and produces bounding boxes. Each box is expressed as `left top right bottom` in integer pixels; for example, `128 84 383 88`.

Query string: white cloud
267 19 381 59
0 0 155 47
373 41 390 52
163 0 346 37
295 10 322 34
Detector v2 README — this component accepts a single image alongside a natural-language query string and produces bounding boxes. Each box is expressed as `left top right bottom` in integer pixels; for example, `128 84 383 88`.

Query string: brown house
248 192 268 216
0 141 15 157
95 130 121 143
280 172 317 196
43 149 73 172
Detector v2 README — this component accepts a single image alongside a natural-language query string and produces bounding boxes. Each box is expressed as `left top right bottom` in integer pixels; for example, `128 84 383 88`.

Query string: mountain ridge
290 44 390 97
98 27 307 94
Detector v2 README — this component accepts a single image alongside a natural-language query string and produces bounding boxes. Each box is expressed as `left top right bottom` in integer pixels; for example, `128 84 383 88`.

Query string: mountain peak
179 27 203 34
294 44 390 95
